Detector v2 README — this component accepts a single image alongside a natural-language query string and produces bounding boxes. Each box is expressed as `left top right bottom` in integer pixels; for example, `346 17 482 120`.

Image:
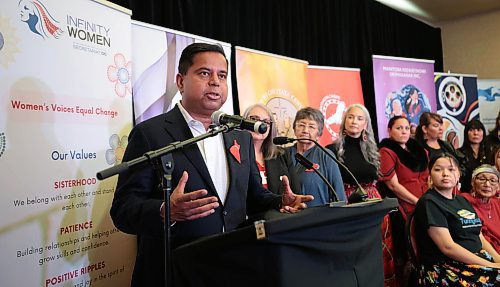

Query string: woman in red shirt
461 165 500 252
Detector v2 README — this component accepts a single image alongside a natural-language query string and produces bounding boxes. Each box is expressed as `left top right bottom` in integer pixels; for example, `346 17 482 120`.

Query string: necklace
479 197 492 219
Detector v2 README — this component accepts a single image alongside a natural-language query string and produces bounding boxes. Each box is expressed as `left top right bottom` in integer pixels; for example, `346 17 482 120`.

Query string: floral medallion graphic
105 134 128 165
0 16 20 68
107 53 132 97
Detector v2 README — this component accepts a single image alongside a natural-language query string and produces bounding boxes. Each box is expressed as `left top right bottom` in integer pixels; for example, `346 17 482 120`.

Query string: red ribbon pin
229 140 241 164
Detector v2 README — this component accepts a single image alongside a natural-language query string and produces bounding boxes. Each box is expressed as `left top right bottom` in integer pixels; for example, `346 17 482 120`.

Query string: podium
173 198 398 287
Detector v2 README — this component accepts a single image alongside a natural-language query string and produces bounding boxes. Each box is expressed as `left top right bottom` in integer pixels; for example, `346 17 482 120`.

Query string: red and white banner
307 66 364 145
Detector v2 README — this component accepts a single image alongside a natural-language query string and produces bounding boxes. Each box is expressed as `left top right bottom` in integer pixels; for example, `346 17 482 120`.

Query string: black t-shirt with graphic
414 188 483 266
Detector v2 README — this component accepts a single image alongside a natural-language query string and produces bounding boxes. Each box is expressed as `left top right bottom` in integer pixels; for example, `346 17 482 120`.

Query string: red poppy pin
305 163 320 172
229 139 241 164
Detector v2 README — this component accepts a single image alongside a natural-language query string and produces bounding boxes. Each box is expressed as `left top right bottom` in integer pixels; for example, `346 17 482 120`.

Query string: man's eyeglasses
248 115 273 125
475 177 499 185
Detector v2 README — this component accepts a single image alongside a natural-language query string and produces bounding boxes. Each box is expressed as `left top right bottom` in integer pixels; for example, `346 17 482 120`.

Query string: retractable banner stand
435 73 479 148
372 55 436 140
0 1 135 286
132 21 233 124
477 79 500 132
235 47 308 139
307 66 364 145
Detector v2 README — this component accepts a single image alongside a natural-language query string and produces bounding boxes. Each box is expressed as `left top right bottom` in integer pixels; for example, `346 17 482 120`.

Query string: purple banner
373 56 436 140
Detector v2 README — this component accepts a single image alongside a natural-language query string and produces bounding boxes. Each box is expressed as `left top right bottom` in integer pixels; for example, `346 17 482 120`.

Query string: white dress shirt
177 103 229 204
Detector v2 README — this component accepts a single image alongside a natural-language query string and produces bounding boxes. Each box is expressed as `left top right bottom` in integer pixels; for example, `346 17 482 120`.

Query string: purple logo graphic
18 0 63 39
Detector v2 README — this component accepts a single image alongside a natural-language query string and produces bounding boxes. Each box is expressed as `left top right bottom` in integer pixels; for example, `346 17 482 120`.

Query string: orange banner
236 47 308 138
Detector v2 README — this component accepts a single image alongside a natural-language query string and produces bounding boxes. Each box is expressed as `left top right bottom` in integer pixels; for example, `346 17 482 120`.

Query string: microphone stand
285 137 370 204
96 123 237 287
294 153 345 207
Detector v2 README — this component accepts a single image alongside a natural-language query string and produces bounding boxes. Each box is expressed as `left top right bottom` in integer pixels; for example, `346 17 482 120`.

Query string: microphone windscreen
210 111 224 124
273 137 292 145
257 123 268 134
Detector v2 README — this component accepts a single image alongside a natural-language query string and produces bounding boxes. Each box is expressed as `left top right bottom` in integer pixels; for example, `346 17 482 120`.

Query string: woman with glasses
414 154 500 285
242 104 301 196
461 165 500 251
287 107 345 207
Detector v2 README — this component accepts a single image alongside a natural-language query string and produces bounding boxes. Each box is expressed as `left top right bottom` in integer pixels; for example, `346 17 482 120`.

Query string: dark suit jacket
265 149 302 196
110 106 281 287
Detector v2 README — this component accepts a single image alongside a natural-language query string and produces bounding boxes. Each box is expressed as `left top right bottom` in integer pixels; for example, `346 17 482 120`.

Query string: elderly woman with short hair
461 165 500 252
287 107 345 206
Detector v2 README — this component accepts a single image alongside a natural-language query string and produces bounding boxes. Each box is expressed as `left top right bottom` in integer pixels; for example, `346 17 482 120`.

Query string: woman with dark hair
415 112 466 175
380 116 429 218
288 107 345 207
243 104 301 195
379 116 429 286
458 119 491 193
485 110 500 153
414 154 500 285
492 148 500 172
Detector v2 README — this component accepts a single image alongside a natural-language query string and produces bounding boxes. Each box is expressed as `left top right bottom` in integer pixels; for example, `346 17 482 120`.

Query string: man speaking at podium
110 43 313 287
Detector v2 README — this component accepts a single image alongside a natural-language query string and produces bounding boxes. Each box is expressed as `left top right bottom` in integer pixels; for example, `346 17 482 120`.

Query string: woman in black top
327 104 380 201
485 110 500 154
458 119 491 193
415 112 466 175
327 104 397 287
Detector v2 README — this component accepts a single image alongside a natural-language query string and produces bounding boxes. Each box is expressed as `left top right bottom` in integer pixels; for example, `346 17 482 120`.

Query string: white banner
0 0 135 286
132 20 234 124
477 79 500 132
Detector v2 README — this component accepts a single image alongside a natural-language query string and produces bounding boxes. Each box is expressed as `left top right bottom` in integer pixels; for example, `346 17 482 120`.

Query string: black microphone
211 111 268 134
272 136 296 145
295 153 340 204
275 137 368 204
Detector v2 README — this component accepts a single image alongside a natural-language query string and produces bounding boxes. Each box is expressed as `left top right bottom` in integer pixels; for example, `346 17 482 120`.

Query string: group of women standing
243 104 500 286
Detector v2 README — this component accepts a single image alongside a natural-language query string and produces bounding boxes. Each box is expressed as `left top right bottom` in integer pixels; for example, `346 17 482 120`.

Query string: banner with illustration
477 79 500 132
0 0 135 286
435 73 479 148
235 46 308 139
132 21 233 124
307 66 364 145
372 55 436 140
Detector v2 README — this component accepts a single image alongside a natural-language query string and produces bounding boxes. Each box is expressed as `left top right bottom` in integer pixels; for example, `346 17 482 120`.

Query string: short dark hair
387 115 409 129
178 43 228 75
